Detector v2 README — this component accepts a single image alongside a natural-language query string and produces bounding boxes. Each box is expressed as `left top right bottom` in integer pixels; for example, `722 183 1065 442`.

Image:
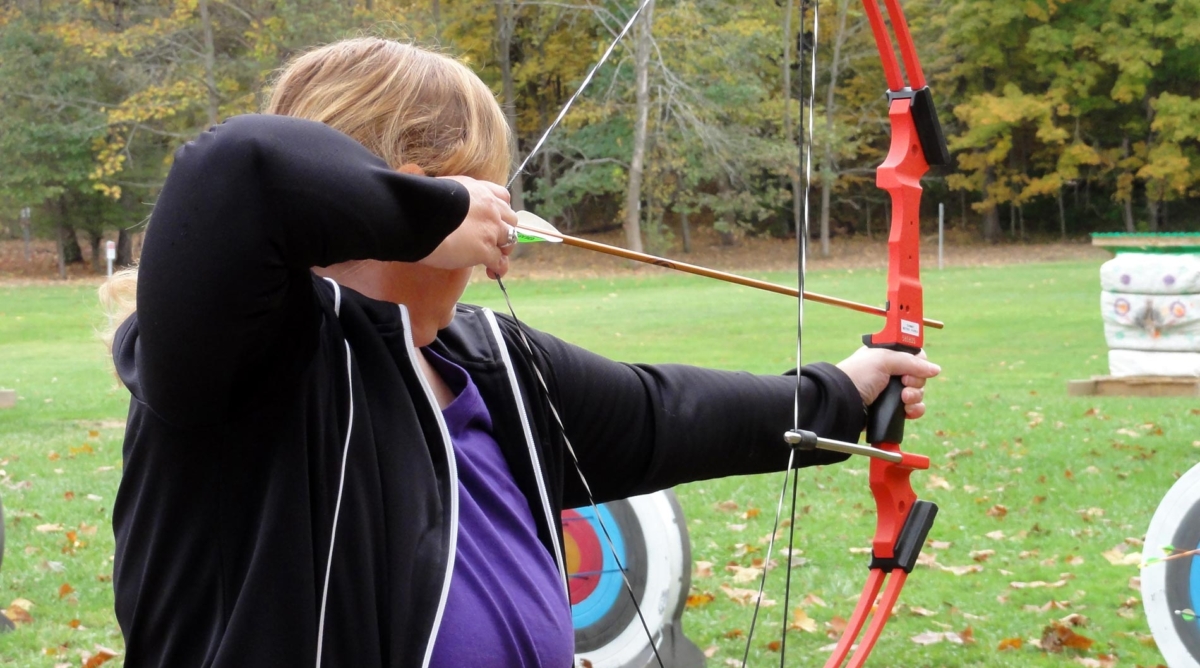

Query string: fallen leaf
926 475 953 491
802 593 827 608
985 530 1006 540
35 524 63 533
686 592 715 608
986 505 1008 519
727 565 762 584
941 564 983 576
1059 613 1087 627
57 583 73 599
911 631 963 645
720 584 775 607
969 549 995 563
789 607 818 633
1010 580 1068 589
694 561 714 578
717 500 739 512
1039 621 1094 652
81 647 119 668
997 637 1023 650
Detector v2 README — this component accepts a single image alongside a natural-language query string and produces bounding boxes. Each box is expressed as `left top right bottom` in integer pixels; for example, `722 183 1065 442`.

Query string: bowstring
784 1 819 664
497 2 664 666
741 0 819 665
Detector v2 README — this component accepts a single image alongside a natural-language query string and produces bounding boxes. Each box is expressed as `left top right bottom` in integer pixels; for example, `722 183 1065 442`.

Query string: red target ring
562 508 603 603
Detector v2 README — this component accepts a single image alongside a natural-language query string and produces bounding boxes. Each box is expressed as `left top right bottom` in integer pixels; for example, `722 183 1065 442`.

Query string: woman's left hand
835 347 940 419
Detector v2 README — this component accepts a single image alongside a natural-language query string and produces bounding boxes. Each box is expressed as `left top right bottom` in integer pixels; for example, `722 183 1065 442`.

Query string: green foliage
2 0 1200 249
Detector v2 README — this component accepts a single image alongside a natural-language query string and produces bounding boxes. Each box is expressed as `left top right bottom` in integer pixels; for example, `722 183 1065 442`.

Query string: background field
0 258 1190 666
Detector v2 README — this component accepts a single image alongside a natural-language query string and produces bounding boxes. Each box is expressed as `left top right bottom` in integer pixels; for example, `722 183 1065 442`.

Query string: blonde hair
101 38 512 352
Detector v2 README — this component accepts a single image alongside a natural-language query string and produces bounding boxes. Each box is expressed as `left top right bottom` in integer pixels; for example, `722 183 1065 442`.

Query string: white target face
1143 462 1200 668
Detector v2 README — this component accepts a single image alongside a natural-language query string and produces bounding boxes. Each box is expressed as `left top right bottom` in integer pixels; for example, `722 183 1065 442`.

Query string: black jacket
112 115 865 667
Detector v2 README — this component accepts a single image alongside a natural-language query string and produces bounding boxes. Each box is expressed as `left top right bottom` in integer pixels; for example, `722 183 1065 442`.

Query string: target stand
563 490 704 668
1143 462 1200 667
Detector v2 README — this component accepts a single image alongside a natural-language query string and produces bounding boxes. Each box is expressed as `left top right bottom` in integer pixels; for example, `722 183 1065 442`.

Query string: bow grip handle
866 376 906 445
862 338 920 445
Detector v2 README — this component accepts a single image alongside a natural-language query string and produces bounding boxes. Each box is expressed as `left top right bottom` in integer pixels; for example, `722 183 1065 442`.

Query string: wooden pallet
1068 375 1200 397
0 389 14 409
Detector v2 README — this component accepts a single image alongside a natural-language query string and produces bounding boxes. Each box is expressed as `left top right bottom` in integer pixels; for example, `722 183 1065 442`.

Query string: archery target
565 490 694 668
1143 462 1200 668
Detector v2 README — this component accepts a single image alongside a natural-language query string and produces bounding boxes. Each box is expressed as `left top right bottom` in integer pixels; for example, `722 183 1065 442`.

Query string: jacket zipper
482 309 570 598
399 306 461 668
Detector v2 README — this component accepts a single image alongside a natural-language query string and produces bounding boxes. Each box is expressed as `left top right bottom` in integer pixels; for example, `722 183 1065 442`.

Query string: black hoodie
112 114 864 667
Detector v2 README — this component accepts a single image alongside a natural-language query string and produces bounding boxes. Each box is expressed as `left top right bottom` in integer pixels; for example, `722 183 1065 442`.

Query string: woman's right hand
420 175 518 278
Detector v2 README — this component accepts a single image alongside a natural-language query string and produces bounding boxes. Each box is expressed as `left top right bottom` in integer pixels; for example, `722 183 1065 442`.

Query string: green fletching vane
515 210 564 244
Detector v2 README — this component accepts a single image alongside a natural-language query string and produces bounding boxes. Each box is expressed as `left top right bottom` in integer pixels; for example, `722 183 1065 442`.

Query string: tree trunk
199 0 219 125
117 228 135 267
87 229 103 273
56 226 67 280
622 0 654 253
864 199 871 240
680 207 691 253
1147 195 1160 232
960 190 967 230
781 0 802 238
717 175 737 246
1121 136 1135 232
1017 203 1025 241
496 0 523 212
982 165 999 242
818 0 850 258
1057 189 1067 241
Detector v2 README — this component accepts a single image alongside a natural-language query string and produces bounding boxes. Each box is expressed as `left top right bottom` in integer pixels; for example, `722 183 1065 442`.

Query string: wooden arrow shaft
516 224 945 330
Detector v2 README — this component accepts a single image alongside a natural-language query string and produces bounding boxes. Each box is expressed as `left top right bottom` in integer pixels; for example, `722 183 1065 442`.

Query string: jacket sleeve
134 114 470 426
509 321 866 506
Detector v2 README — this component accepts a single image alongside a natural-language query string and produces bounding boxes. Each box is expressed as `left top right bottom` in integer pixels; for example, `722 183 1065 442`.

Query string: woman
103 38 939 667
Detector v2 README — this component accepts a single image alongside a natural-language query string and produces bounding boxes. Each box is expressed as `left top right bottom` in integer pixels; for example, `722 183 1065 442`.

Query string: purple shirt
426 350 575 668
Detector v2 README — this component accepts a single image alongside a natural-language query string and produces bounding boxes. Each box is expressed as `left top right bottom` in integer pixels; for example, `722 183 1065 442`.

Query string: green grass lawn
0 259 1190 667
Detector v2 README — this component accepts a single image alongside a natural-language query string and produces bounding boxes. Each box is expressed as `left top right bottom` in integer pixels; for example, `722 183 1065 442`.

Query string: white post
937 202 944 271
105 240 116 278
20 207 31 262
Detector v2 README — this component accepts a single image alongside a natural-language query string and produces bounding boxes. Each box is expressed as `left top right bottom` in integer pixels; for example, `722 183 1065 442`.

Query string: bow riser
872 96 929 353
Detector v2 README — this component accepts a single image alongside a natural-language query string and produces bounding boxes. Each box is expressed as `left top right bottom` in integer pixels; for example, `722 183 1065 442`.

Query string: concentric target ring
565 490 701 668
1143 462 1200 668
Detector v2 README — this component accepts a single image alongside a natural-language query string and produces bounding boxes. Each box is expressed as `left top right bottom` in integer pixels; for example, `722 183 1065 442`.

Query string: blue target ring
568 504 626 629
1192 545 1200 632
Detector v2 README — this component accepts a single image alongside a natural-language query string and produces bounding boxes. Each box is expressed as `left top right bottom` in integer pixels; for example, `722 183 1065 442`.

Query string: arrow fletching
515 210 564 243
